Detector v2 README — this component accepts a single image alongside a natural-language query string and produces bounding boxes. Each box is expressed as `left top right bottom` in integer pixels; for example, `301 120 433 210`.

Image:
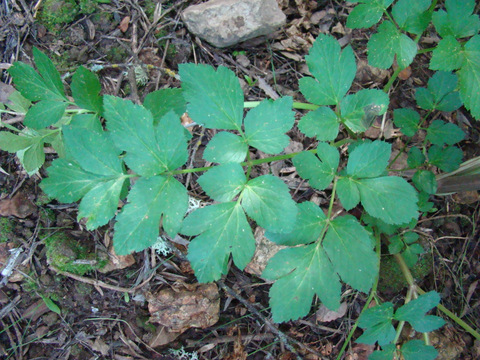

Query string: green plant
1 1 480 357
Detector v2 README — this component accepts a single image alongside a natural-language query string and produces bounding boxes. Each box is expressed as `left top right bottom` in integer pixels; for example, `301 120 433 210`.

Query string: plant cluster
1 0 479 358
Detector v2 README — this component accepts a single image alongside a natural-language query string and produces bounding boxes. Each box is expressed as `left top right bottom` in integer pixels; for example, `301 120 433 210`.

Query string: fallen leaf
98 243 135 273
147 282 219 333
22 299 50 321
0 192 36 218
224 330 247 360
346 343 375 360
149 325 180 347
119 16 130 33
398 66 412 80
92 337 110 356
244 227 286 277
316 302 347 322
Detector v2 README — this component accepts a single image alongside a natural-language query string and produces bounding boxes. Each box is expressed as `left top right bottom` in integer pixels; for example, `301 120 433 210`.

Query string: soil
1 1 479 359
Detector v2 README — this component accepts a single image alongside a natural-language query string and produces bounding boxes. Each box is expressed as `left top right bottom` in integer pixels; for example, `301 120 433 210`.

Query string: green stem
243 101 319 111
0 121 22 132
335 231 382 360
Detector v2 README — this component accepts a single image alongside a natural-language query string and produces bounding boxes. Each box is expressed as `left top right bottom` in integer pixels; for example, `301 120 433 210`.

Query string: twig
218 280 327 360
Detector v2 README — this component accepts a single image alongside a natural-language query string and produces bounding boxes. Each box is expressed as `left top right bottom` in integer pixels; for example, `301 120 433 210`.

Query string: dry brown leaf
147 282 219 333
315 302 347 322
148 325 180 348
244 227 285 276
398 66 412 80
0 192 36 218
223 331 247 360
98 244 135 273
22 299 50 321
92 337 110 356
346 343 375 360
119 16 130 33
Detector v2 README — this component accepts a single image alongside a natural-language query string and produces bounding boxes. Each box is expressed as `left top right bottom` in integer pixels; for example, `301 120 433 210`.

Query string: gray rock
182 0 286 48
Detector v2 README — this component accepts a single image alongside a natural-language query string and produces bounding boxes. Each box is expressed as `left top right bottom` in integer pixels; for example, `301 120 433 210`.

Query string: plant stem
243 101 319 111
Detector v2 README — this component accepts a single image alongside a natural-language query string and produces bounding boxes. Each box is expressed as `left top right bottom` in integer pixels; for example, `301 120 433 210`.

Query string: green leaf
394 291 445 332
413 170 437 194
8 61 65 102
337 176 360 210
298 106 339 141
323 215 378 292
203 132 248 163
6 90 31 113
263 244 341 322
182 202 255 282
428 145 462 172
415 71 462 112
357 302 396 346
69 113 103 133
393 108 420 137
114 176 188 255
430 36 464 71
40 159 105 202
77 177 125 229
401 340 438 360
357 176 419 224
294 143 339 190
367 21 417 69
197 163 246 202
143 88 186 124
17 139 45 175
179 64 243 130
432 0 480 38
265 202 326 246
41 296 62 315
104 96 166 175
392 0 431 34
388 235 404 254
0 131 39 152
458 35 480 119
62 125 123 176
426 120 465 146
241 175 297 233
347 140 391 178
155 111 188 171
71 66 103 114
403 243 424 267
299 34 356 106
244 97 294 154
340 89 389 132
33 47 65 99
23 100 67 129
369 345 397 360
407 146 426 168
346 0 394 29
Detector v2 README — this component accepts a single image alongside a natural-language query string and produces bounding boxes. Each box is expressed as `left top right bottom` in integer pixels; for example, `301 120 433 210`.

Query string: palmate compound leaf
293 142 340 190
347 140 391 178
432 0 480 39
367 21 417 69
181 202 255 282
394 291 445 333
143 88 186 124
32 47 65 99
346 0 395 29
426 120 465 146
391 0 431 35
401 340 438 360
415 71 462 112
114 175 188 255
357 302 396 346
104 96 187 175
393 108 420 137
197 163 246 202
263 214 377 322
243 97 294 154
428 145 463 172
41 126 127 230
203 132 248 163
23 100 68 129
429 36 464 71
299 34 356 106
241 175 297 233
340 89 389 133
262 244 341 323
179 63 243 130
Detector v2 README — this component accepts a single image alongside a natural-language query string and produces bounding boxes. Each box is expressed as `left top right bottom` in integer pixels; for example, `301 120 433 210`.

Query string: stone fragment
182 0 286 48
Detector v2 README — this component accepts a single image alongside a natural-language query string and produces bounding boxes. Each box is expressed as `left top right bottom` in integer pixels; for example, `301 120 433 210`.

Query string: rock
182 0 286 48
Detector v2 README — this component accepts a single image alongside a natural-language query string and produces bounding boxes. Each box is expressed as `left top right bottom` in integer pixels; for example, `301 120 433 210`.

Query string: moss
38 0 102 32
142 0 158 22
378 254 433 293
106 45 129 63
44 232 106 275
0 217 15 243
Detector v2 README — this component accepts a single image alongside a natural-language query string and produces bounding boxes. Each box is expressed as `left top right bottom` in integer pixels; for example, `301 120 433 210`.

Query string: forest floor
0 1 479 359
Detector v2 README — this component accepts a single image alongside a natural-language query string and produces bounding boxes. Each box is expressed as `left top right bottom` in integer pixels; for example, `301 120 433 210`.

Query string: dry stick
127 67 141 104
217 280 327 360
186 333 276 348
49 266 152 294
